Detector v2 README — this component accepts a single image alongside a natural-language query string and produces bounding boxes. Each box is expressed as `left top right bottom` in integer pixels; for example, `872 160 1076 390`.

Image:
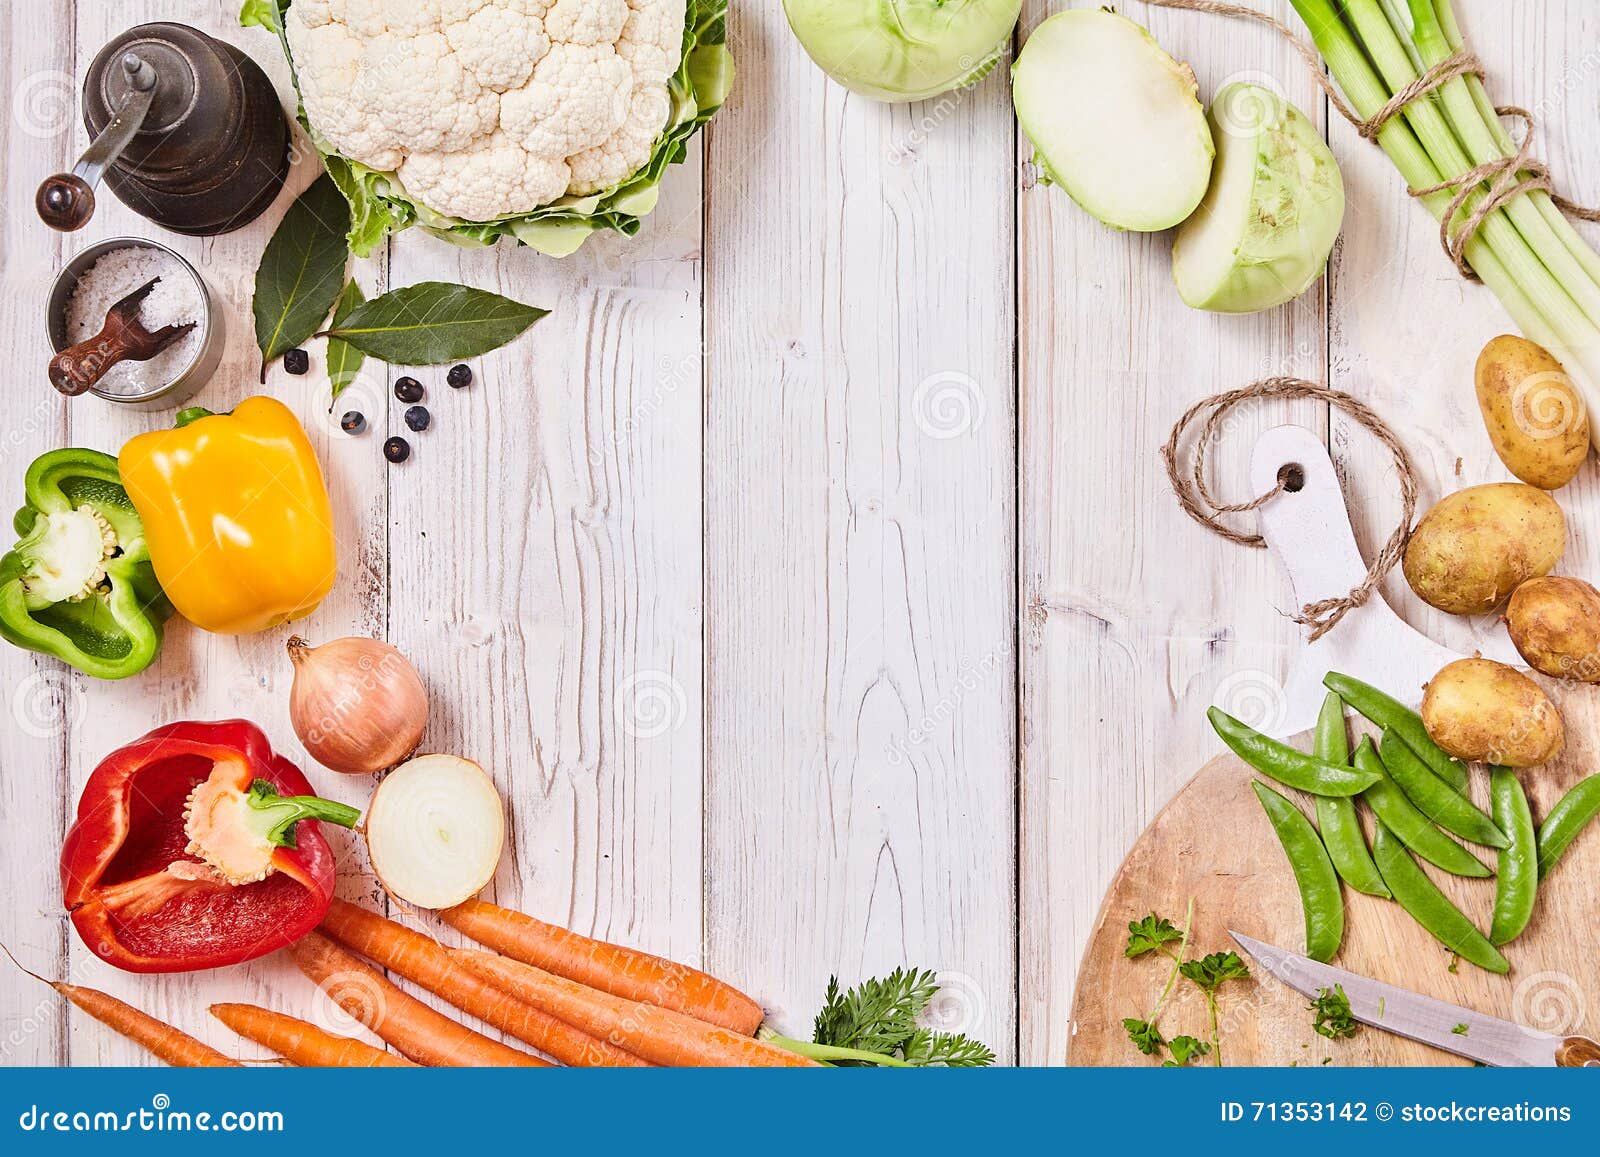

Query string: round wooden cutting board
1068 693 1600 1067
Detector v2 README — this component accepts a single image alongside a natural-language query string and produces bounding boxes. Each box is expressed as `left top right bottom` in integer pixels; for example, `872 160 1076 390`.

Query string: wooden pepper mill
37 22 290 236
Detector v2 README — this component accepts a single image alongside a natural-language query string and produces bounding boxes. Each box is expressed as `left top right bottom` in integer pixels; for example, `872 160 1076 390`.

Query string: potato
1402 483 1566 615
1506 576 1600 682
1475 335 1589 490
1421 658 1563 768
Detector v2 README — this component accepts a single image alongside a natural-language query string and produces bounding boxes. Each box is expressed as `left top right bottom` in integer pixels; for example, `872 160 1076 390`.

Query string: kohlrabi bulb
784 0 1023 103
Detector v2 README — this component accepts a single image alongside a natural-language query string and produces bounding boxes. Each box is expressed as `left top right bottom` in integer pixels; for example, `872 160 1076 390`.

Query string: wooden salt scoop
48 278 196 397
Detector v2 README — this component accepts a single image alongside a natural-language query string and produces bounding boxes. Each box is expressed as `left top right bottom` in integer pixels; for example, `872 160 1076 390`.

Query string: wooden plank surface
1018 0 1330 1064
702 3 1018 1054
1 0 1597 1069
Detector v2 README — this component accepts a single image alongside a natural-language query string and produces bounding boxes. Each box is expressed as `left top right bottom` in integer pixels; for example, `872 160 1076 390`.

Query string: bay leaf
253 172 350 380
321 281 548 365
326 280 366 406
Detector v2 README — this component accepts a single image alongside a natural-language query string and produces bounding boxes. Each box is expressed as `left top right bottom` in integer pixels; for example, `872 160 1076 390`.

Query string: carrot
211 1003 415 1067
320 899 649 1067
58 983 239 1067
287 931 548 1068
0 942 237 1067
452 950 818 1068
440 899 765 1034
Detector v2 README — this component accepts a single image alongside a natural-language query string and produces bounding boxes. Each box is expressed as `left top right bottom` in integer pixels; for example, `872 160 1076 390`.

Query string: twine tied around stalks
1138 0 1600 280
1162 379 1419 642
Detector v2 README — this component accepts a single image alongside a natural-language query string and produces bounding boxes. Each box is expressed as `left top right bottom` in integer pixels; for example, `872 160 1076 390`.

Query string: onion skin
287 636 428 775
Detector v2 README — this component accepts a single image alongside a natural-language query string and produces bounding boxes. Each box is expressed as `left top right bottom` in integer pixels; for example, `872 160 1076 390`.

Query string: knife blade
1230 930 1563 1067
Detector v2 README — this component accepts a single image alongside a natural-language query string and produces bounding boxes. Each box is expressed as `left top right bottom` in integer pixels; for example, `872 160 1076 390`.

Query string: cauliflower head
243 0 732 256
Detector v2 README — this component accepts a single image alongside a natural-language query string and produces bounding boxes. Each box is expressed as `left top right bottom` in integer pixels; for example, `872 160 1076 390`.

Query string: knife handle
1557 1037 1600 1067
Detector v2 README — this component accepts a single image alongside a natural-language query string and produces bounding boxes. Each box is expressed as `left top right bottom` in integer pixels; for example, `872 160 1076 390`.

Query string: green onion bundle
1289 0 1600 428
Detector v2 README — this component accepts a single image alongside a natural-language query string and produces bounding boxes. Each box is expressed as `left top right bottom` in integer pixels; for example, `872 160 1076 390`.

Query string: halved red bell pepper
61 720 356 974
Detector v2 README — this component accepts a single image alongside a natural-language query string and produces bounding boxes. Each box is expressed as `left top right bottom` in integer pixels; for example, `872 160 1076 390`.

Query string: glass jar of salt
47 239 222 409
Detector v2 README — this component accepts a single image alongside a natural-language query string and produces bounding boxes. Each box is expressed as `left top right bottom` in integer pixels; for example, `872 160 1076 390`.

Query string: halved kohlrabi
1173 83 1346 314
1012 10 1214 232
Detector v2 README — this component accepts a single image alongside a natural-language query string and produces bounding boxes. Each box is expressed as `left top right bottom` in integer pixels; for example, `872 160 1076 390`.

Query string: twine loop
1162 379 1419 642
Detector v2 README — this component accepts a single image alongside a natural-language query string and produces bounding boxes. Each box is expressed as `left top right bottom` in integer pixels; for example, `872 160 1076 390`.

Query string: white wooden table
2 0 1597 1067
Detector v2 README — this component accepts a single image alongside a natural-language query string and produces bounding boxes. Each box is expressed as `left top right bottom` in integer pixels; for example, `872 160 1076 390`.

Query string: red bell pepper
61 720 357 974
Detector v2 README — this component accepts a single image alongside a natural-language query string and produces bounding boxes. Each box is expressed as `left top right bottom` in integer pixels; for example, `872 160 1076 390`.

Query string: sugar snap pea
1354 739 1491 878
1489 768 1537 947
1253 781 1344 962
1323 671 1468 792
1537 773 1600 878
1378 729 1508 848
1207 708 1380 797
1371 825 1509 975
1311 693 1390 899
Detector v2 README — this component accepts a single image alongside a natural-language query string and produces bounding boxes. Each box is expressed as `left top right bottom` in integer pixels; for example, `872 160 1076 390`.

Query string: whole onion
287 636 428 774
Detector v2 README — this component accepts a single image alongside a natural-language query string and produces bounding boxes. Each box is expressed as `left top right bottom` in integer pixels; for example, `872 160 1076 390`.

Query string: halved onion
365 755 504 909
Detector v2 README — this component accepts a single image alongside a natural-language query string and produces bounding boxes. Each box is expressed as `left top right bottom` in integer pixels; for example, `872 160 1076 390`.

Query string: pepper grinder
37 22 290 236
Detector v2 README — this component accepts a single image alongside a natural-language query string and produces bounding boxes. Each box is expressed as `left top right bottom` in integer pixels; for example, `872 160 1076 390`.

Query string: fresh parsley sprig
1310 984 1360 1040
1163 1035 1212 1067
1179 951 1251 1066
1120 904 1251 1067
763 968 996 1067
1120 899 1195 1063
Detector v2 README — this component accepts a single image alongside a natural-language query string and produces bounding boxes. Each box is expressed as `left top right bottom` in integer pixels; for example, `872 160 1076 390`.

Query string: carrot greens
763 968 996 1067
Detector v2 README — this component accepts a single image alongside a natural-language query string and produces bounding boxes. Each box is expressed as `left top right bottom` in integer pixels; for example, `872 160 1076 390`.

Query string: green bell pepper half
0 449 173 679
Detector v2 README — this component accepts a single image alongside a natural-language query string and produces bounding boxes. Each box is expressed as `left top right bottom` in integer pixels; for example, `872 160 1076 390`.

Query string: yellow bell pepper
119 397 337 635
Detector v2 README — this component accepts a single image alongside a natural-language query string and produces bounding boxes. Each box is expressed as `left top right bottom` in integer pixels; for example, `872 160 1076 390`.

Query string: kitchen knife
1230 930 1600 1067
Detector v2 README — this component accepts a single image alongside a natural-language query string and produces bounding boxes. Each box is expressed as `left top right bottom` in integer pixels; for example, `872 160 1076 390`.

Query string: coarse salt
65 246 205 397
